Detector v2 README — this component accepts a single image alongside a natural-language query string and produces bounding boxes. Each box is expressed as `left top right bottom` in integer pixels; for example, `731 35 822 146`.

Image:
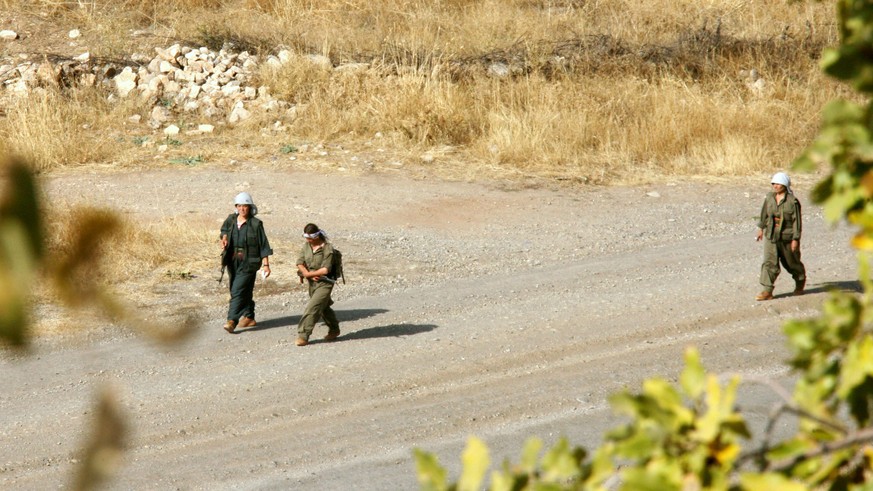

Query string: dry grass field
0 0 846 182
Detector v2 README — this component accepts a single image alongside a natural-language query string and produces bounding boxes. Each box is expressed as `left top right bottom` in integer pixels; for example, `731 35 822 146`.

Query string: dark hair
304 223 320 235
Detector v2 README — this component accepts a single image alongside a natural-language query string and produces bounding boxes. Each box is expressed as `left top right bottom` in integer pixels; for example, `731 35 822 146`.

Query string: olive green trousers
297 281 339 340
760 239 806 293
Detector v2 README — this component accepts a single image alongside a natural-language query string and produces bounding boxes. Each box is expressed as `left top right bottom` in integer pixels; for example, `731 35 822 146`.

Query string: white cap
233 192 258 216
771 172 791 192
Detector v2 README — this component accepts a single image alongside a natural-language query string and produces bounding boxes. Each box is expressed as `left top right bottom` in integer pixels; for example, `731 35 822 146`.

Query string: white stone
221 84 241 97
752 78 766 92
68 29 81 39
188 84 201 99
163 80 181 95
147 57 161 73
305 54 332 69
151 105 171 124
228 101 251 124
336 62 369 73
198 124 214 133
0 30 18 41
163 124 180 136
128 114 142 123
278 50 293 64
113 67 138 97
74 52 90 62
159 60 175 73
488 63 510 78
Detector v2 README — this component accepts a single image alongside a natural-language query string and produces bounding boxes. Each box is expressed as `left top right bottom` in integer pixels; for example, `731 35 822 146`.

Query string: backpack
330 245 345 284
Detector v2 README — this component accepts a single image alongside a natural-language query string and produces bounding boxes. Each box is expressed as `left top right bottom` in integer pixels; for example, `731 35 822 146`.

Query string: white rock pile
0 43 330 128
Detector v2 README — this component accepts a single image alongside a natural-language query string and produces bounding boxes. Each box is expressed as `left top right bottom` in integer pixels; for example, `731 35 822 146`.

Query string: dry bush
43 207 215 289
0 86 146 172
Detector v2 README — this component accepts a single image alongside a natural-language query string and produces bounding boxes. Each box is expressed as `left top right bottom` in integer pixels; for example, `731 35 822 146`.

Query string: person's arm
257 222 274 277
791 199 802 252
756 199 767 242
219 215 233 249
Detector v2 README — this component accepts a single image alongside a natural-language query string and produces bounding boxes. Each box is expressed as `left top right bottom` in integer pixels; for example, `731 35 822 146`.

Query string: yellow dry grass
0 0 846 182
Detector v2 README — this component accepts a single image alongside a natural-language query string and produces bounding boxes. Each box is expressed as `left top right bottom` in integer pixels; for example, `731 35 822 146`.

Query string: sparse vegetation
0 0 845 182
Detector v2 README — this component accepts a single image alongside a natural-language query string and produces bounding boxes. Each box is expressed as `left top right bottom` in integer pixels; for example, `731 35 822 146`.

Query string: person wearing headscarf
294 223 340 346
755 172 806 301
219 192 273 332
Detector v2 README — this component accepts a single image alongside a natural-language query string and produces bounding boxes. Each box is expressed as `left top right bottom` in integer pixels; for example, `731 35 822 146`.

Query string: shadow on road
772 280 862 300
815 280 863 293
239 308 390 333
331 323 438 343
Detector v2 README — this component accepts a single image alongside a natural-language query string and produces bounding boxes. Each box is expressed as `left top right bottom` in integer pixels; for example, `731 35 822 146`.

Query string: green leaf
458 437 489 491
680 347 705 400
413 449 448 491
540 438 582 481
0 159 43 348
739 472 807 491
520 437 542 473
838 335 873 398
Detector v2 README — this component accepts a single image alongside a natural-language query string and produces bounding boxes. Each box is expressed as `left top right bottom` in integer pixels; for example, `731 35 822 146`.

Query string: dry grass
0 0 846 182
42 207 212 286
0 86 149 171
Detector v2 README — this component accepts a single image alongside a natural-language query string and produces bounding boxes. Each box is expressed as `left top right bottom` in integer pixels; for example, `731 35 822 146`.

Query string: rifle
218 246 232 284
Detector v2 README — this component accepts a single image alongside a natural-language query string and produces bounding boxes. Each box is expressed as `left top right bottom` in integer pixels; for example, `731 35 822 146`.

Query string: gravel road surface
0 167 858 490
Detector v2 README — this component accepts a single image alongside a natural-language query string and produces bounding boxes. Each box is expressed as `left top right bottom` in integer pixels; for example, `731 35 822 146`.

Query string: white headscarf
771 172 791 194
233 192 258 216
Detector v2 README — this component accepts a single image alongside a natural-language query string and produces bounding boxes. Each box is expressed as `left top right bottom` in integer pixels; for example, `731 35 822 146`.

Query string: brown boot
324 330 340 341
239 317 256 328
755 291 774 301
224 320 237 333
794 280 806 296
295 337 309 347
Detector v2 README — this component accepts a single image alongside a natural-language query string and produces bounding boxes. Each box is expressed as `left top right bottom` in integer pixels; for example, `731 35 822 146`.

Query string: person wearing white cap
219 192 273 332
754 172 806 300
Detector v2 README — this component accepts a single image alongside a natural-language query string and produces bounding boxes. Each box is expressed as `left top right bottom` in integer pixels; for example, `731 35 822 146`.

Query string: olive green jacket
220 214 273 273
757 192 802 242
297 242 336 279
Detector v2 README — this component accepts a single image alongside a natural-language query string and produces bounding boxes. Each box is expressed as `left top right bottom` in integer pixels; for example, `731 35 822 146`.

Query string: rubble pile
0 43 331 128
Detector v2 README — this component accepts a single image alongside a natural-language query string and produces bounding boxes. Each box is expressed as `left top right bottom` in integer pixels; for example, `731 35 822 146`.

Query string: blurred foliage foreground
413 2 873 491
0 157 196 489
6 1 873 489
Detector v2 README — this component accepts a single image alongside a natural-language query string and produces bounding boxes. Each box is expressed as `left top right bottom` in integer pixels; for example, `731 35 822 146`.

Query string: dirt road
0 167 858 490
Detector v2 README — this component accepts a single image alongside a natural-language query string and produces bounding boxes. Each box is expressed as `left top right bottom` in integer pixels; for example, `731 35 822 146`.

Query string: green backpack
329 245 345 284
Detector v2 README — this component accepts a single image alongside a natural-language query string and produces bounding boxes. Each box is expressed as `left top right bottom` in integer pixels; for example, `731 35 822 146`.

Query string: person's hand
791 239 799 253
220 235 228 249
262 265 271 279
755 229 763 242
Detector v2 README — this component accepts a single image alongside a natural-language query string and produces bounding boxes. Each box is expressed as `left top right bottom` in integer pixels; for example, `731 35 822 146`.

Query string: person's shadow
326 323 437 343
774 280 862 299
236 308 437 343
238 308 391 333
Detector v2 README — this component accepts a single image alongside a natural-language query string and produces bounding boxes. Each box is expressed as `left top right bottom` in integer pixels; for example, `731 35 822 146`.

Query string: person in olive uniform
294 223 340 346
220 192 273 332
755 172 806 301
